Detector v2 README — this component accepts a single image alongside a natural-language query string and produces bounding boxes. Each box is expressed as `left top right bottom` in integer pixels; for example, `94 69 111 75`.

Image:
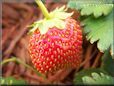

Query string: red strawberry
28 0 82 74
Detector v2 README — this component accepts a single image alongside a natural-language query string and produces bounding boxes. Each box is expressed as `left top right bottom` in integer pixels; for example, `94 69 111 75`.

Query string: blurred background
1 0 103 85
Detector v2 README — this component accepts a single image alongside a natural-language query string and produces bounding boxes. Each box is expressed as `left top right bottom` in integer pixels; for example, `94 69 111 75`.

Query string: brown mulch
2 2 103 85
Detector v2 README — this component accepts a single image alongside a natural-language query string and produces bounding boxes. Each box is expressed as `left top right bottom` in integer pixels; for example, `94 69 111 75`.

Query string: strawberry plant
0 76 27 85
1 0 114 85
29 0 82 74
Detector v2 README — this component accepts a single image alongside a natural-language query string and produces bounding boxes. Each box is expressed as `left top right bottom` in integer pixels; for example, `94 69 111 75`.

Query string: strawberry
29 0 82 74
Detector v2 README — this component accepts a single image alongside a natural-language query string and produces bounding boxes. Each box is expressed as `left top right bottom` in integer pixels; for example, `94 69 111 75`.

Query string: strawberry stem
35 0 50 19
1 57 45 78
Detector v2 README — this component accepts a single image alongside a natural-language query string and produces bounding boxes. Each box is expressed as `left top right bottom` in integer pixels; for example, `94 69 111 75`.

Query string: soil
2 2 102 85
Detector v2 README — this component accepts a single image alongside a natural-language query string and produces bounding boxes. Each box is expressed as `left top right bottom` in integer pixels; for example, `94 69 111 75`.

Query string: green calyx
29 0 73 34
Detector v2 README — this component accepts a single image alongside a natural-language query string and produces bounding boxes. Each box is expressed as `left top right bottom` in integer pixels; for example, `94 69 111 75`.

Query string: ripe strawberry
29 0 82 74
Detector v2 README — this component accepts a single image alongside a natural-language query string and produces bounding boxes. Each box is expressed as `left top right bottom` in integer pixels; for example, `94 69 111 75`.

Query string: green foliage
82 72 114 85
73 68 108 84
83 11 113 57
0 77 27 85
67 0 114 57
67 0 113 18
29 6 72 34
101 50 114 76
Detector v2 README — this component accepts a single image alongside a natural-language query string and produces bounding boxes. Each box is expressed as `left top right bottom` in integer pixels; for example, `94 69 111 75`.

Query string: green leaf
50 6 73 20
29 6 72 34
82 72 114 85
73 68 108 84
101 50 114 76
83 11 113 57
67 0 113 18
0 76 27 85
